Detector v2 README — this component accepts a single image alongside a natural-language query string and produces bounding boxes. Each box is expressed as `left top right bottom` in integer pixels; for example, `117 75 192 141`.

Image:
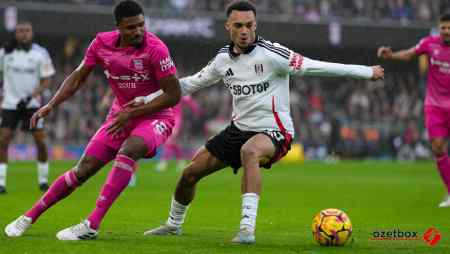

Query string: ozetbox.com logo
370 227 441 246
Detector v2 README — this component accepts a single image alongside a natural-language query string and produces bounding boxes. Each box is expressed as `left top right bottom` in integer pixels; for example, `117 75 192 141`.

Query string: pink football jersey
84 30 177 116
415 35 450 108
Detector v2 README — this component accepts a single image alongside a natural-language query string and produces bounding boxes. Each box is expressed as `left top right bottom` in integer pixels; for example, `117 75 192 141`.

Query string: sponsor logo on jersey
225 81 270 96
5 65 36 74
104 70 150 82
160 56 174 72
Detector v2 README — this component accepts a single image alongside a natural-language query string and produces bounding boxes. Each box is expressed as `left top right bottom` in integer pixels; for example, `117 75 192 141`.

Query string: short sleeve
83 37 101 67
151 44 177 80
415 37 430 55
39 48 56 78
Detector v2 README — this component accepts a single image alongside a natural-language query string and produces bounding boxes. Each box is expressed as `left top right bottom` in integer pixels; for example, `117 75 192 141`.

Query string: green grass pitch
0 160 449 253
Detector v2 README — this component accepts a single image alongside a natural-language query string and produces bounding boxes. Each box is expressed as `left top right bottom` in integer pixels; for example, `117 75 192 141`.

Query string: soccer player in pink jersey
378 13 450 208
156 96 201 172
4 0 181 240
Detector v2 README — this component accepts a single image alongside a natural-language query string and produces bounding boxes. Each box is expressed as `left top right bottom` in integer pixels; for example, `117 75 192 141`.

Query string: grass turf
0 160 449 253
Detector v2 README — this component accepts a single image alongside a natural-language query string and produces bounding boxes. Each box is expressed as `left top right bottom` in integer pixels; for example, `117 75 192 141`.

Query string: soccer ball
312 208 352 246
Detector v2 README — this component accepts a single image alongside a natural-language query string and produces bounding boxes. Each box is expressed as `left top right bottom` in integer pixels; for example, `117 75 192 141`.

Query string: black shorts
205 122 292 172
0 108 44 131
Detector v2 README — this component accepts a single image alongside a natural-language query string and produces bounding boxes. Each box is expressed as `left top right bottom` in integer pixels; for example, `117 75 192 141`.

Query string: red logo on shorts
423 227 441 246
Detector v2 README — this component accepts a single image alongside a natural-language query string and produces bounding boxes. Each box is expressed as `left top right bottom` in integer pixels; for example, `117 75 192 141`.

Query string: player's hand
377 46 393 59
124 96 147 108
370 65 384 81
30 104 53 129
107 109 132 137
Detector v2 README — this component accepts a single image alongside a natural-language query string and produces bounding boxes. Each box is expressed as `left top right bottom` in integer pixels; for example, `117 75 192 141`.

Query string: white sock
0 163 7 187
240 193 259 234
37 161 49 184
166 197 189 227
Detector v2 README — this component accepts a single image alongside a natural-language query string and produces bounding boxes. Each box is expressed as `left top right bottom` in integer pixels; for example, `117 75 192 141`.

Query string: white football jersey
181 37 373 136
0 43 55 109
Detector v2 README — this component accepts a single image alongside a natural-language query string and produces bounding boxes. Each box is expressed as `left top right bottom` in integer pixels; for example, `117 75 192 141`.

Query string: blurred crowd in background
12 0 450 23
3 37 431 161
1 0 439 160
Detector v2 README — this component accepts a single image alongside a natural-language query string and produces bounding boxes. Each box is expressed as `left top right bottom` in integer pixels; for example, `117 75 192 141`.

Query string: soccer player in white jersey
135 1 384 244
0 21 55 194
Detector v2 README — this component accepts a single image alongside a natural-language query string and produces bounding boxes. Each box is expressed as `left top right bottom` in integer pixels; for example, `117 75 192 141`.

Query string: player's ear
225 21 230 32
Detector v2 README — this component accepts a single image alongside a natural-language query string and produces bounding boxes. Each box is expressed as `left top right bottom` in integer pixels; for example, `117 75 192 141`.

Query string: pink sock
436 154 450 193
25 170 79 223
87 154 136 230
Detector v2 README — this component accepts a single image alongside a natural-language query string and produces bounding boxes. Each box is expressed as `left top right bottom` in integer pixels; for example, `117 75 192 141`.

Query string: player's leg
232 134 276 244
56 117 174 240
431 138 450 207
0 127 14 194
0 109 20 194
425 105 450 207
144 147 226 235
4 154 107 237
88 137 146 229
55 138 143 241
31 130 49 191
25 108 50 191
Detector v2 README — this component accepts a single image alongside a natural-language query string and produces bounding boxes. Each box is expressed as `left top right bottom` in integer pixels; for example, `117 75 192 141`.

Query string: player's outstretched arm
377 46 416 61
299 57 384 80
30 63 93 129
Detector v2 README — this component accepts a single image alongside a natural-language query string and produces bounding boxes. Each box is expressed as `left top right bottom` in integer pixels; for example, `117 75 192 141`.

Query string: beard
17 41 32 51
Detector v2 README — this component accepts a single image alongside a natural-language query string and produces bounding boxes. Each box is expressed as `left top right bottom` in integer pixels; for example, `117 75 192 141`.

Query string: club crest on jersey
254 64 264 76
289 53 303 71
132 59 144 70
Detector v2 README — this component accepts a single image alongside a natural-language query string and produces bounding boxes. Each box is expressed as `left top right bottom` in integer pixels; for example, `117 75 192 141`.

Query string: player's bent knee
431 140 447 156
118 137 148 160
240 145 259 160
181 167 202 186
75 157 102 182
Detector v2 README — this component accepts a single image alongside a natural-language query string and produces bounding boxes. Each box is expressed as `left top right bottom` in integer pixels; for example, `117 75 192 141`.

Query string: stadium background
1 1 450 253
0 0 446 161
